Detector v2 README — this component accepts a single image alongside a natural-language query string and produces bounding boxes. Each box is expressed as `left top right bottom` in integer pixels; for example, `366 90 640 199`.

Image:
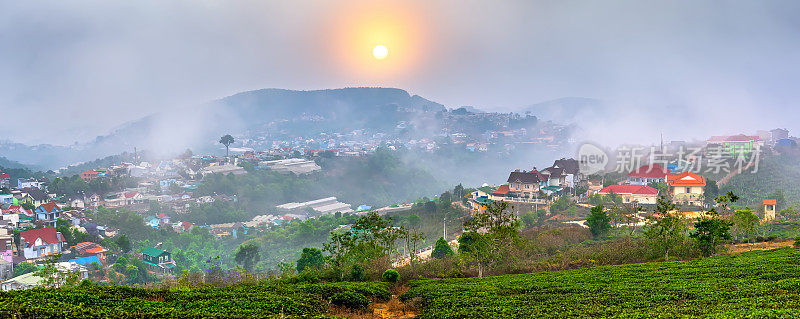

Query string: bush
794 237 800 248
330 291 370 310
432 237 455 259
382 269 399 282
350 264 366 281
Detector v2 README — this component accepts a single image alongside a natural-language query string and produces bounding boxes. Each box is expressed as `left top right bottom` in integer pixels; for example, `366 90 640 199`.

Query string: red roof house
19 227 64 259
598 185 659 204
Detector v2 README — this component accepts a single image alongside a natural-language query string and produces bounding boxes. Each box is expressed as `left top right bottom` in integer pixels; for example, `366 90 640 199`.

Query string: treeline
196 147 446 212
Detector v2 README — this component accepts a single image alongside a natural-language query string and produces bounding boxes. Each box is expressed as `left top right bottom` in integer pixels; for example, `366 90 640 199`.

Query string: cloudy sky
2 0 800 145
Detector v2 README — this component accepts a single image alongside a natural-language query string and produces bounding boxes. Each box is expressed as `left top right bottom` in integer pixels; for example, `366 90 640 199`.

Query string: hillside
721 154 800 208
0 87 446 169
401 248 800 318
4 249 800 317
0 281 390 318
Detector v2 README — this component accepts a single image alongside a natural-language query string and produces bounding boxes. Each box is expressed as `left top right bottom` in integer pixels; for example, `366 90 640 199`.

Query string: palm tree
219 134 234 157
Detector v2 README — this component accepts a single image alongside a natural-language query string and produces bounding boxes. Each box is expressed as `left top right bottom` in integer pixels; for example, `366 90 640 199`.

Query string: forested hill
0 87 446 169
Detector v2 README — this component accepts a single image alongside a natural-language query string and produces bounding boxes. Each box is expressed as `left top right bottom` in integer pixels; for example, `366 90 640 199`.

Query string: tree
13 261 37 277
431 237 454 259
460 201 519 277
296 247 325 272
521 209 547 228
234 243 261 272
732 209 759 242
219 134 234 157
586 205 611 238
116 234 131 253
691 192 736 256
704 179 719 204
407 214 421 229
691 216 733 257
644 197 685 261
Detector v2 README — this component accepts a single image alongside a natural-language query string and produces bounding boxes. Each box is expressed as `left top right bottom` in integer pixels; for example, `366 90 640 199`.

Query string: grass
401 247 800 318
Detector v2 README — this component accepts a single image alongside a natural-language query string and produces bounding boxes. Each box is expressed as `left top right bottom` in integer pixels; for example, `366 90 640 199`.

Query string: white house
19 227 64 259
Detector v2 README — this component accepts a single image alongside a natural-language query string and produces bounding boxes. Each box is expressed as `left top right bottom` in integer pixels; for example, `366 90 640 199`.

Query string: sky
2 0 800 145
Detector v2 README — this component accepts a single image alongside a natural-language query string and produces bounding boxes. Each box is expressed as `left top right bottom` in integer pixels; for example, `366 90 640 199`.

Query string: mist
1 0 799 148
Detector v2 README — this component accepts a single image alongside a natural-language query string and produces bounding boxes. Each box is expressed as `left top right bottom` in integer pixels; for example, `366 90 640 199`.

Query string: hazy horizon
2 0 800 146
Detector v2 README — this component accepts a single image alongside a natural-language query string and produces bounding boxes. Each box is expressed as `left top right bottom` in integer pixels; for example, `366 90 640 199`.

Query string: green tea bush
382 269 399 282
329 291 369 310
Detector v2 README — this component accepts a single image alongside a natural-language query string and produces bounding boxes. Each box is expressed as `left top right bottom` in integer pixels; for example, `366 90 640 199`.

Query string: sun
373 45 388 59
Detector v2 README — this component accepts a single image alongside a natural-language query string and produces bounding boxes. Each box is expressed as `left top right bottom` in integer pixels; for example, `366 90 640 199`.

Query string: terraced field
401 248 800 318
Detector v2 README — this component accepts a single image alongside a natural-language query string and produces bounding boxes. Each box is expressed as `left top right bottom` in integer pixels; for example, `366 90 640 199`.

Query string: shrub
432 237 455 259
794 237 800 248
330 291 369 310
382 269 399 282
350 264 366 281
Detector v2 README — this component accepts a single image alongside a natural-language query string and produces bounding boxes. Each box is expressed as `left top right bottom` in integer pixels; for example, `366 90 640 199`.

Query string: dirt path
726 240 793 253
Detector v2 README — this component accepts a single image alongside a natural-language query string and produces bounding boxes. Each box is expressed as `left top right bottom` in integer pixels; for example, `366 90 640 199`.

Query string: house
506 169 549 199
470 196 492 214
707 134 762 156
1 272 42 291
626 164 671 185
142 247 176 274
491 184 510 200
0 228 13 263
17 178 43 190
35 202 61 227
1 262 88 291
0 194 13 205
122 192 145 205
19 188 49 207
598 185 659 205
19 227 65 259
548 158 582 188
69 198 85 209
0 259 12 280
0 173 10 189
764 199 777 221
770 128 789 142
666 172 706 206
71 242 108 260
69 255 102 267
80 170 100 181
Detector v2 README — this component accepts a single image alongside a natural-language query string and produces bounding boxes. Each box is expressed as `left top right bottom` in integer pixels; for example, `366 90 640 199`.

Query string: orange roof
86 247 107 254
666 172 706 186
764 199 777 205
493 184 510 195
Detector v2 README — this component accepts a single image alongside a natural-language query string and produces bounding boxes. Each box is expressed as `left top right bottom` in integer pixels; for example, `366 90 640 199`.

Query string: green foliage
0 281 388 317
691 192 736 257
349 264 366 282
431 237 454 259
116 234 131 253
296 247 325 272
329 291 370 310
521 209 547 228
549 195 572 214
401 248 800 318
234 242 261 272
643 197 685 261
382 269 400 282
460 201 519 277
13 261 37 277
586 205 611 238
691 218 733 257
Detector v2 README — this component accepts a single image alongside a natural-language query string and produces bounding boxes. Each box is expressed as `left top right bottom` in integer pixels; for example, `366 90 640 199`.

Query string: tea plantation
401 248 800 318
0 281 390 318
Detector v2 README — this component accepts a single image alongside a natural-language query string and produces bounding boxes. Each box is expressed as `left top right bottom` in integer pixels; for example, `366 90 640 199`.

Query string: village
0 127 795 290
